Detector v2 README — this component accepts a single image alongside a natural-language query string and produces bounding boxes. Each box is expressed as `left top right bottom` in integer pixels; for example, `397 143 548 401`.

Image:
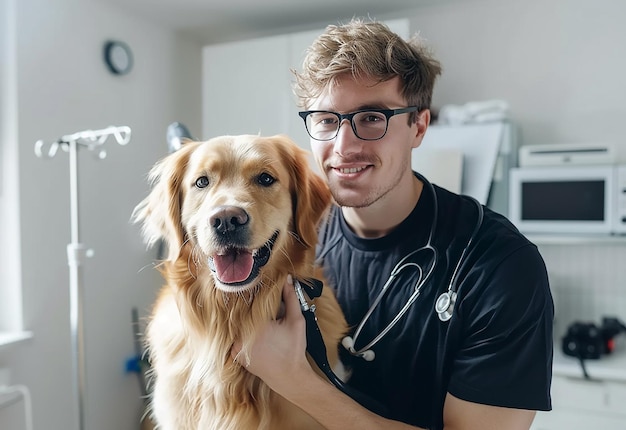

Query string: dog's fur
133 134 348 430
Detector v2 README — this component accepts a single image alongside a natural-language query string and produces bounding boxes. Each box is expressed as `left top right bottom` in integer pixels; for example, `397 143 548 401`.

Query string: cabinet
201 19 409 153
531 346 626 430
531 375 626 430
202 34 295 140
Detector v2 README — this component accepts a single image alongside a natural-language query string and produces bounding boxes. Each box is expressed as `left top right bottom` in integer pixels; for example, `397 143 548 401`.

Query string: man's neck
341 174 423 238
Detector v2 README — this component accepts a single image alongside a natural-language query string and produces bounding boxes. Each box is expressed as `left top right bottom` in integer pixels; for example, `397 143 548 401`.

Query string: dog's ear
132 141 200 260
276 135 331 249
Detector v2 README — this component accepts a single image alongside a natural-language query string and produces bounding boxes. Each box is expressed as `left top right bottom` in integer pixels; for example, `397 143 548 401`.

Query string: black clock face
104 41 133 75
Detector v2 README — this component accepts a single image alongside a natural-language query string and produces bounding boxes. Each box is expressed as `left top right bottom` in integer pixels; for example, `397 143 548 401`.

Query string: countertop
553 342 626 382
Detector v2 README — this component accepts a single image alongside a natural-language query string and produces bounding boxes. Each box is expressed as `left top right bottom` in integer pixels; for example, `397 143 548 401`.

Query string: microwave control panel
615 165 626 233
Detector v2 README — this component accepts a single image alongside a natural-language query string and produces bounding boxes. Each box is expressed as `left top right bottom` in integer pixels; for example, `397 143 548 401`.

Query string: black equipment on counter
562 317 626 379
562 317 626 360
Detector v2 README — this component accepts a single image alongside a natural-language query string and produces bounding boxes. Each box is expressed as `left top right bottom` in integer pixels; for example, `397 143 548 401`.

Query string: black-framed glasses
298 106 419 141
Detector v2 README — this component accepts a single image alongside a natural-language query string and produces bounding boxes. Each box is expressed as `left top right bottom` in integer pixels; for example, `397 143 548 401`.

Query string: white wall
410 0 626 155
0 0 202 429
538 242 626 338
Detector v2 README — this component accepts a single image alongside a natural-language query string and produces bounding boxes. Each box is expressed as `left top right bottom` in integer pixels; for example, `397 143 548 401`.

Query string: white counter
553 344 626 382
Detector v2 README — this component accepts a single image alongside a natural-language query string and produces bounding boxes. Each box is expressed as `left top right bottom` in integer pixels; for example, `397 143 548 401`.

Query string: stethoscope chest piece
435 291 457 322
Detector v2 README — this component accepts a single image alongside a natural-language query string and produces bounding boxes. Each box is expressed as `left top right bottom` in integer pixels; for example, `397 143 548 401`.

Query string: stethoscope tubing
344 173 484 359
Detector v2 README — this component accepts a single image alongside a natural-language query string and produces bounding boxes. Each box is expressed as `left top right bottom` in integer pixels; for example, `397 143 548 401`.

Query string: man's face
308 75 424 209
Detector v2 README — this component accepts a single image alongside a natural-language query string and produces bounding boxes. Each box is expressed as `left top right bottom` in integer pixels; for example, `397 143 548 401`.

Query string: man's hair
293 18 442 122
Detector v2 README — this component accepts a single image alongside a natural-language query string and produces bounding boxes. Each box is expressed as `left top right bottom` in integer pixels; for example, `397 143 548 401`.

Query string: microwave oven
509 165 626 234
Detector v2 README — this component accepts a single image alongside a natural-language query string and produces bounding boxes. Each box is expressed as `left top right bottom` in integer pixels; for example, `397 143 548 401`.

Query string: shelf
0 331 33 350
526 234 626 245
553 344 626 382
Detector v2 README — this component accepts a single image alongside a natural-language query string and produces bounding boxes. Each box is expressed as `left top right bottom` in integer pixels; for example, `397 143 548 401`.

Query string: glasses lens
353 111 388 140
304 110 391 141
305 112 339 140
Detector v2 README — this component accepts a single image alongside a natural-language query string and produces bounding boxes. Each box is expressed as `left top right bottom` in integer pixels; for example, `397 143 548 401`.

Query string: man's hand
231 276 426 430
231 275 314 394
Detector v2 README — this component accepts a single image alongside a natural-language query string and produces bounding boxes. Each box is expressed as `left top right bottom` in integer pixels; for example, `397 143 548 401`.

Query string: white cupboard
531 347 626 430
531 375 626 429
202 19 409 153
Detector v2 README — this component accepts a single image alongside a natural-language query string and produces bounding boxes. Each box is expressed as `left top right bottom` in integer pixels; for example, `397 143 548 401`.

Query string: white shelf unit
531 234 626 429
527 234 626 246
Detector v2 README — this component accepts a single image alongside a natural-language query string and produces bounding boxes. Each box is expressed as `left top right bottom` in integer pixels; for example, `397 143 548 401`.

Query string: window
0 4 30 344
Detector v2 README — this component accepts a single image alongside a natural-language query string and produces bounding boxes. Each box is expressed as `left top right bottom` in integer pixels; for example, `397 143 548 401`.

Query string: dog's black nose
209 206 249 234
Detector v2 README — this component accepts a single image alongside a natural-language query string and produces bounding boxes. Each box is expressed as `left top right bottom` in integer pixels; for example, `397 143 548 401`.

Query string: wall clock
103 40 133 75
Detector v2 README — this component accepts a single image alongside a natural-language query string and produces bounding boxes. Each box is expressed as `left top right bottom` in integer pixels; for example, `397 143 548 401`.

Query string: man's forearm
276 367 424 430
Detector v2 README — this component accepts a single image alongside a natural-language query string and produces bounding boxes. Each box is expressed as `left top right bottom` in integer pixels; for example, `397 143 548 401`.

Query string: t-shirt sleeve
447 243 554 411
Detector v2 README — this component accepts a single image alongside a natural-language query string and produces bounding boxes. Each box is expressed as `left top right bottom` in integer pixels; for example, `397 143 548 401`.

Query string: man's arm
443 394 536 430
232 278 537 430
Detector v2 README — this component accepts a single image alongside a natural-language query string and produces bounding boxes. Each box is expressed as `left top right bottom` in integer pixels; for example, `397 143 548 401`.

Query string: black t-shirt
316 177 554 430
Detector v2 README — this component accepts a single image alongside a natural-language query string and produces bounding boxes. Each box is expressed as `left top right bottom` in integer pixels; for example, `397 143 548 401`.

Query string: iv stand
34 126 131 430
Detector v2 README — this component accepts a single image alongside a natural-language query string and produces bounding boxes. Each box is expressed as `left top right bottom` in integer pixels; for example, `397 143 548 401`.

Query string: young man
235 18 553 430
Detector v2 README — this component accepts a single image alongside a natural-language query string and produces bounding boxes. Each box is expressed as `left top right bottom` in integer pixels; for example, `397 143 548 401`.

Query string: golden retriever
132 134 348 430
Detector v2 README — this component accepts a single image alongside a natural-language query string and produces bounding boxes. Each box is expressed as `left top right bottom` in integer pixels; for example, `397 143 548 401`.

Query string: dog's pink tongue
213 250 254 284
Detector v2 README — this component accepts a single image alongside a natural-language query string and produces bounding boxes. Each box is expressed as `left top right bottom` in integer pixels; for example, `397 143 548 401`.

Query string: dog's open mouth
208 231 279 288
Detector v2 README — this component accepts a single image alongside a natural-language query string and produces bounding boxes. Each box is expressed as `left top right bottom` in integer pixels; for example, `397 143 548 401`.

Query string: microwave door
509 166 615 234
521 180 605 221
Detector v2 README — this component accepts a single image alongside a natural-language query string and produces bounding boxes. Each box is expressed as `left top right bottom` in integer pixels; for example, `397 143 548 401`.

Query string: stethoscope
342 174 484 362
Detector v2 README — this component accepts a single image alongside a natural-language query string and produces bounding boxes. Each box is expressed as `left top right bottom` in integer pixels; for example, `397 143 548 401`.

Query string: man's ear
412 109 431 150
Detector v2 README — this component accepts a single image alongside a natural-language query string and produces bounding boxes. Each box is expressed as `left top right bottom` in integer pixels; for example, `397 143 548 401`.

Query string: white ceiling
97 0 441 45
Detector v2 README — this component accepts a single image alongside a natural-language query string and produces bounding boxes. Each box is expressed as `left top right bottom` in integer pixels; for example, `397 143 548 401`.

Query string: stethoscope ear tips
435 291 456 322
341 336 354 350
342 336 376 361
360 349 376 361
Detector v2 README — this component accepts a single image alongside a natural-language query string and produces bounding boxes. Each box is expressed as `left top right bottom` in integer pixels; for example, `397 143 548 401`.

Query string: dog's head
133 134 330 294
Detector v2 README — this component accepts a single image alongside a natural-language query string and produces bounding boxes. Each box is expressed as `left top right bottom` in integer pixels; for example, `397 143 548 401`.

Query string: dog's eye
257 172 275 187
195 176 210 188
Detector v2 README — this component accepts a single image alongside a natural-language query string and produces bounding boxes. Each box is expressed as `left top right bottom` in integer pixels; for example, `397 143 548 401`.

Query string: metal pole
33 125 130 430
67 139 86 430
